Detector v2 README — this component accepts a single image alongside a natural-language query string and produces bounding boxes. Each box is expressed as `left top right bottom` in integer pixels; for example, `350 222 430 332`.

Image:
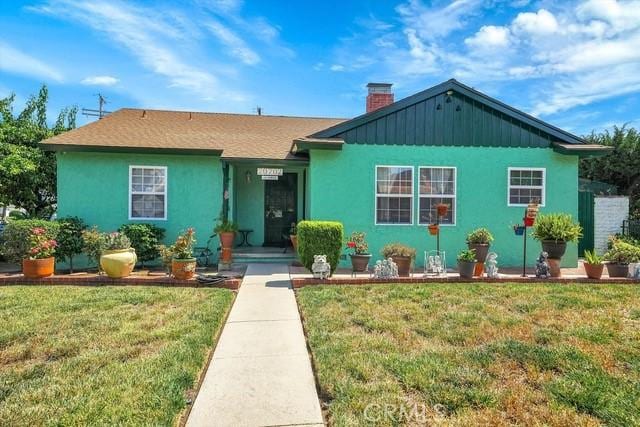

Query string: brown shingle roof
42 108 346 160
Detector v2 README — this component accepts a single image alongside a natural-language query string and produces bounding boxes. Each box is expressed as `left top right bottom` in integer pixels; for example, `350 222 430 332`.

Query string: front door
264 173 297 246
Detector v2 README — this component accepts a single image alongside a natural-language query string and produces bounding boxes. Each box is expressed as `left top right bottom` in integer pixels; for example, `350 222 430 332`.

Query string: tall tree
0 85 77 218
580 126 640 218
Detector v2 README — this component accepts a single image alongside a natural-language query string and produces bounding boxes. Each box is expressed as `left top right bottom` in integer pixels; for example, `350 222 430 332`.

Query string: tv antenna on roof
82 93 112 119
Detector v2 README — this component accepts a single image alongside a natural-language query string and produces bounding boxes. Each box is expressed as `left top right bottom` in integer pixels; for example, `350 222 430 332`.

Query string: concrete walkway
187 264 324 427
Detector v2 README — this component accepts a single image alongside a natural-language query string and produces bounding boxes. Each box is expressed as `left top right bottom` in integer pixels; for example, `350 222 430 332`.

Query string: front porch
227 161 309 249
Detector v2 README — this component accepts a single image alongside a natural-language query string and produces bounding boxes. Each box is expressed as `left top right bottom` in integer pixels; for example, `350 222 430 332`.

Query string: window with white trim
418 167 456 225
375 166 413 224
508 168 545 206
129 166 167 219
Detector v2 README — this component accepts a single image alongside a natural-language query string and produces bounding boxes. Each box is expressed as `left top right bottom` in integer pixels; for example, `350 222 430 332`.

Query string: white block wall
594 196 629 254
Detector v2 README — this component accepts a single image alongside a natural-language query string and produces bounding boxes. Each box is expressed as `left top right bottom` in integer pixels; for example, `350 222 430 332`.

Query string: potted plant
428 224 439 235
214 219 238 248
457 248 477 279
381 243 416 277
346 231 371 272
583 249 604 279
604 240 640 278
289 222 298 253
436 203 449 217
158 244 174 276
100 232 137 278
531 213 582 260
513 224 525 235
466 228 494 263
23 227 57 279
172 228 197 280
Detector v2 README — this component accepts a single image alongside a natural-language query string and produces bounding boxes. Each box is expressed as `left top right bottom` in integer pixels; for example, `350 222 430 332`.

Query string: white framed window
508 167 545 206
129 166 167 220
375 166 413 225
418 167 456 225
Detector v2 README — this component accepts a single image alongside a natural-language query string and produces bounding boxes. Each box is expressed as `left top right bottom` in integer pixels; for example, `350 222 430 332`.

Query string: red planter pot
524 217 535 227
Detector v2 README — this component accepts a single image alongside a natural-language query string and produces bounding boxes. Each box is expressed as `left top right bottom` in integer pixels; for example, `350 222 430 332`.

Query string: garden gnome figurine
535 251 551 278
485 252 499 278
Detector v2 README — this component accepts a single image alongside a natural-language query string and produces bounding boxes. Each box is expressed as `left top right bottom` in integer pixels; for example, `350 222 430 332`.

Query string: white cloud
81 75 119 86
32 0 246 102
512 9 558 36
0 41 63 81
397 0 483 41
329 64 345 72
206 20 260 65
464 25 511 50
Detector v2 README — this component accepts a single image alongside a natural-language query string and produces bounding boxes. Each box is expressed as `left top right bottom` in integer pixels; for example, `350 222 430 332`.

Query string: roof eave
41 143 224 156
291 137 344 154
551 142 613 157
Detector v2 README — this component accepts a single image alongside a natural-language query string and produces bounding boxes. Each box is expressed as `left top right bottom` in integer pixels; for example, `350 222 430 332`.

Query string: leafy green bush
173 228 196 259
55 216 87 272
466 228 494 244
82 227 106 270
119 223 165 267
297 221 343 273
604 240 640 264
381 243 417 259
213 219 238 234
457 248 477 262
103 232 131 251
1 219 59 263
532 213 583 243
583 249 603 265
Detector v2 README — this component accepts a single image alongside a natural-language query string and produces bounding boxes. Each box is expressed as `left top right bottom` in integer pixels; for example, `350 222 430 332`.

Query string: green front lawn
298 283 640 426
0 286 234 426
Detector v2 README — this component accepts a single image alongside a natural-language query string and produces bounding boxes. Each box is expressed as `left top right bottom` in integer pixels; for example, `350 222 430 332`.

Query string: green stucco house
43 79 607 267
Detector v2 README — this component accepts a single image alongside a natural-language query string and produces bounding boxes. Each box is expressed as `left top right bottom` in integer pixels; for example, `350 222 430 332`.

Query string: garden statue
632 263 640 279
373 258 399 279
535 251 551 278
311 254 331 279
424 251 446 276
485 252 499 278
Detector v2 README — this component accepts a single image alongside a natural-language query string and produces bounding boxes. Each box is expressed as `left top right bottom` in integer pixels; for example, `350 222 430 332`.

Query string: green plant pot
541 240 567 259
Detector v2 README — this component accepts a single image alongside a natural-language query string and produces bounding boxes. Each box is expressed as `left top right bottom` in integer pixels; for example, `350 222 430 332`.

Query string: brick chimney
366 83 394 113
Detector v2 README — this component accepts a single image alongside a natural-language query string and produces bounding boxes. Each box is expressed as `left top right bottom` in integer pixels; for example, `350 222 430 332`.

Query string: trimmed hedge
119 223 165 267
297 220 344 274
1 219 60 263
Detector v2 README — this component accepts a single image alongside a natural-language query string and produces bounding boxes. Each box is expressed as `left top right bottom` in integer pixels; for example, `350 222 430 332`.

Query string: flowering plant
346 231 369 255
173 228 196 259
103 232 132 250
27 227 57 259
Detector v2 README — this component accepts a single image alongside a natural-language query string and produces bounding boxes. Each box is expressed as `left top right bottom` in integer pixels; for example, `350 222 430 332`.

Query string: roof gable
312 79 586 148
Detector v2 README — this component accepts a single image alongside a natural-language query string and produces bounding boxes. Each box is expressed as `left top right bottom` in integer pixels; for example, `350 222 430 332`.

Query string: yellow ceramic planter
100 249 137 278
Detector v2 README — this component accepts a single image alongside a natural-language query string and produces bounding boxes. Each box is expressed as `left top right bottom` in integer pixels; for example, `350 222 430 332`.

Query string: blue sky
1 0 639 135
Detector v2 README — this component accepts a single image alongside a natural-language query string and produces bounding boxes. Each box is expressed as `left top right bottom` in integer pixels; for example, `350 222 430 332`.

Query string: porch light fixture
245 170 252 183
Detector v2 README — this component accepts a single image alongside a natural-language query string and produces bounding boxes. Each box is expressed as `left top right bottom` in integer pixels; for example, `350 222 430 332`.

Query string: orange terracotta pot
23 257 55 279
219 232 235 248
220 247 233 263
436 204 449 217
290 235 298 253
172 258 197 280
428 224 439 235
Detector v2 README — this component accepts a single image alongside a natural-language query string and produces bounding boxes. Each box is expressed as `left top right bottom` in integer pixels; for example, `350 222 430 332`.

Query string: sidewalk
186 264 324 427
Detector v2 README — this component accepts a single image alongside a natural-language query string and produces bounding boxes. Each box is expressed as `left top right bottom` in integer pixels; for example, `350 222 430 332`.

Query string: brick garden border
0 274 241 290
292 276 639 289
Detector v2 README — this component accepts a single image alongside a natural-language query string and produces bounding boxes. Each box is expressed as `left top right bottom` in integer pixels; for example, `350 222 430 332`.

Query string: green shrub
173 228 196 259
82 227 106 270
381 243 416 260
466 228 494 244
1 219 59 263
583 249 603 265
457 248 477 262
297 220 343 273
55 216 87 273
103 232 131 251
119 223 165 267
531 213 582 243
604 240 640 264
213 219 238 234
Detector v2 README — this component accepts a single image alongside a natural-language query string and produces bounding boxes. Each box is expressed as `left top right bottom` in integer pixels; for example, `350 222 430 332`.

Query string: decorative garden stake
518 200 540 277
485 252 499 278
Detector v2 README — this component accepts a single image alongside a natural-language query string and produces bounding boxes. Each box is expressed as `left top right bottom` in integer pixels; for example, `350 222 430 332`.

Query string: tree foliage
0 85 77 218
55 216 87 273
580 126 640 218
